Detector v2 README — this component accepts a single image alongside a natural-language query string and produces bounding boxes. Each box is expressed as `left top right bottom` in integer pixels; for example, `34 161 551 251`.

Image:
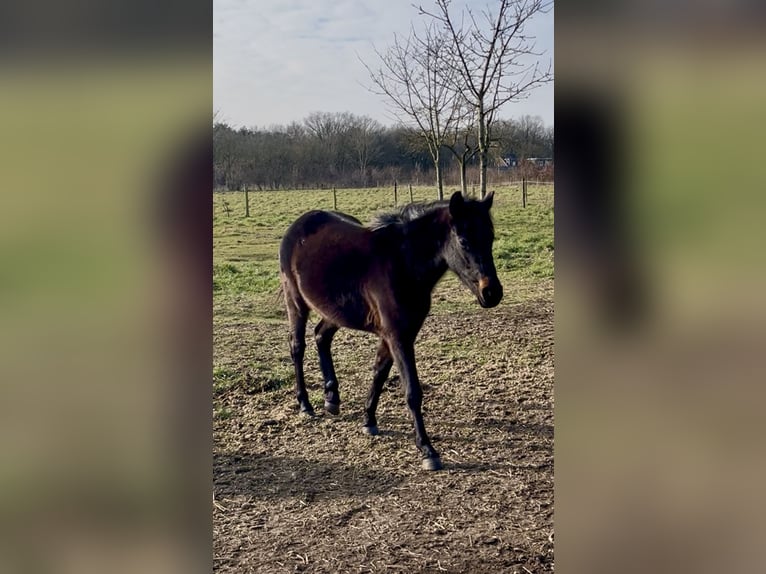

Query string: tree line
213 111 552 192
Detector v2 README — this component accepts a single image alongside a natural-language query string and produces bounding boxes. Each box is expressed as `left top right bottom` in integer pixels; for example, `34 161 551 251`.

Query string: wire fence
214 180 553 219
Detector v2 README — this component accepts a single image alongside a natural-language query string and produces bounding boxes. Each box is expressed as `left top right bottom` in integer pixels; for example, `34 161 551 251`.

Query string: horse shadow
430 419 553 473
214 453 405 501
445 419 554 440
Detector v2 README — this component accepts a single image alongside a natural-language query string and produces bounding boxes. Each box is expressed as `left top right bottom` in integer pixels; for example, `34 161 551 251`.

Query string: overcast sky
214 0 553 129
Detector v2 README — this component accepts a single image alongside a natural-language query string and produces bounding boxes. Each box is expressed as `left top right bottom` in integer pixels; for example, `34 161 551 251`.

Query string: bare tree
213 122 245 190
348 115 382 186
517 114 547 159
420 0 553 197
362 22 463 199
443 107 480 195
304 111 355 178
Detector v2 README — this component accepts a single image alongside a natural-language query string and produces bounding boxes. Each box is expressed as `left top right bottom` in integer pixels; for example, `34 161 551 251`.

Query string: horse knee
314 327 336 350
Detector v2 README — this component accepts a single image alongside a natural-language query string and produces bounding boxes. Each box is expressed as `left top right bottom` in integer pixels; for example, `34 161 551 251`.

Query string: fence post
409 184 413 203
394 180 398 205
332 187 337 210
522 178 527 208
244 187 250 217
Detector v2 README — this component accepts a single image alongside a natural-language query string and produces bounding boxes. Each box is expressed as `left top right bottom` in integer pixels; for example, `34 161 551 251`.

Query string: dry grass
214 187 554 573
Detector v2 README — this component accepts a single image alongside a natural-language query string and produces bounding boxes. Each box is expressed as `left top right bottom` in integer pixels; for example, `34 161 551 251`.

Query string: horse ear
449 191 464 217
483 191 494 210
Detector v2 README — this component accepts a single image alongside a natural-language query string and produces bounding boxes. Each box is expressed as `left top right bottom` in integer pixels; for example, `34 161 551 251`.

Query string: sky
214 0 554 130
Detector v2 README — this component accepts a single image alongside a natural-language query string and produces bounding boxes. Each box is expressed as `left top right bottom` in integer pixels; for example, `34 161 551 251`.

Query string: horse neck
400 208 450 290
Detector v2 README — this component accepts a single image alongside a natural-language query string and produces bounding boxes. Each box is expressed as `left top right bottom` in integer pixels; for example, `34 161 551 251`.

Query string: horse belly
298 277 372 330
293 239 376 331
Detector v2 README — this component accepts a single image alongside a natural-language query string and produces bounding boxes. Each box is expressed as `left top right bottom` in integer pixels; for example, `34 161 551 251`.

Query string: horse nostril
478 276 502 306
481 282 503 306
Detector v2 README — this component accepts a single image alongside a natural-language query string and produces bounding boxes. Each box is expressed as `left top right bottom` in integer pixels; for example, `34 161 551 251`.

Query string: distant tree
363 22 463 199
517 115 547 159
348 115 383 186
544 124 554 159
493 115 546 159
419 0 553 197
304 111 351 180
213 122 245 190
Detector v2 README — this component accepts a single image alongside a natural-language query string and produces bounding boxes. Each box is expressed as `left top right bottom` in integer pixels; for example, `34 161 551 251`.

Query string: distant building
525 157 554 167
495 154 553 170
497 154 518 169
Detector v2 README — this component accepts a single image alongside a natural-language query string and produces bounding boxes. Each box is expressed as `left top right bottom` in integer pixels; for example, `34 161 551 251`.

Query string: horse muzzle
477 276 503 308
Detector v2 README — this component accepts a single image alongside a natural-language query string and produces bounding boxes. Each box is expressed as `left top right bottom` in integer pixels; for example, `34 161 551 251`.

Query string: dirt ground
213 285 554 573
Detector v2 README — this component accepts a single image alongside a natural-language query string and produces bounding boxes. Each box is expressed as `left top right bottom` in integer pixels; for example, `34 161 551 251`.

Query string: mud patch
214 295 554 573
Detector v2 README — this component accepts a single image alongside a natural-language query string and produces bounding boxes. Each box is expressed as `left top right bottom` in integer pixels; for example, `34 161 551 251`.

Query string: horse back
280 211 359 268
280 210 389 330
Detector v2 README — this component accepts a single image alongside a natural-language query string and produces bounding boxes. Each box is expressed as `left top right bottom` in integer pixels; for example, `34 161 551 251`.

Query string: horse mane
369 199 449 230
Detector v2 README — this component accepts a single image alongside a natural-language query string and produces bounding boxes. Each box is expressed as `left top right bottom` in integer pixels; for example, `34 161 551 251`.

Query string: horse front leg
387 339 442 471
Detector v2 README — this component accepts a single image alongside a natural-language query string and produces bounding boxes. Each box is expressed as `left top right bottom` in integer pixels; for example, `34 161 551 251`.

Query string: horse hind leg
314 319 340 415
284 284 313 415
363 339 393 435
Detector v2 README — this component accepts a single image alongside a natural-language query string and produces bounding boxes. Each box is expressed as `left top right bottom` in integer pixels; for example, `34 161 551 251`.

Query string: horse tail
273 283 284 307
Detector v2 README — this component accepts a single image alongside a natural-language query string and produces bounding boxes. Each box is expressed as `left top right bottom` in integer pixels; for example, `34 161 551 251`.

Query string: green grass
213 185 554 392
213 360 294 397
213 262 281 294
492 203 555 277
213 364 238 393
213 185 553 301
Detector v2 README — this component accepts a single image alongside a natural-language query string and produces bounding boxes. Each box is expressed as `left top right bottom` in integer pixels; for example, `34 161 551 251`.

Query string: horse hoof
362 425 379 436
421 457 443 471
299 408 316 417
324 401 340 415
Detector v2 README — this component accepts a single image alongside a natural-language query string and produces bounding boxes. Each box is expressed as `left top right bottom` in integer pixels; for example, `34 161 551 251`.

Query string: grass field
213 185 554 572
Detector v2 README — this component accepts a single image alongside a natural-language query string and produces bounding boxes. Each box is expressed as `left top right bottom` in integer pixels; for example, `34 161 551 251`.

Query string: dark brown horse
279 191 502 470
